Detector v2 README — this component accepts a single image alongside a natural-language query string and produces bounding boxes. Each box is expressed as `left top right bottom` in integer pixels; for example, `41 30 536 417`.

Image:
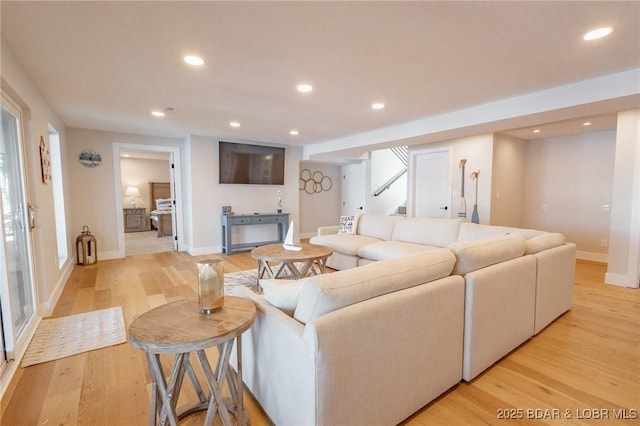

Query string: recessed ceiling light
289 130 299 136
297 84 313 93
184 55 204 66
151 111 165 117
583 27 613 41
229 121 240 128
583 121 592 126
371 103 385 110
533 129 541 133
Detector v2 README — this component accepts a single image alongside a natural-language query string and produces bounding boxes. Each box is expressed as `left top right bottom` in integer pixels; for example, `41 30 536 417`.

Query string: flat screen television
219 141 285 185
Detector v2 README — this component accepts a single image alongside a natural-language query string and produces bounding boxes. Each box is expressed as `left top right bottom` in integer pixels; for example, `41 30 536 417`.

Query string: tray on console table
221 213 289 255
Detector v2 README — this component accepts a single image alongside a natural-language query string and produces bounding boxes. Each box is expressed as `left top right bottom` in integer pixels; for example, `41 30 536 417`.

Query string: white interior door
341 163 366 215
169 154 178 251
409 149 451 217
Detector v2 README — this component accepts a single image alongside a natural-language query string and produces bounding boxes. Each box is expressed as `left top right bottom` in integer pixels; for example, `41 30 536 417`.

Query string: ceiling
2 1 639 156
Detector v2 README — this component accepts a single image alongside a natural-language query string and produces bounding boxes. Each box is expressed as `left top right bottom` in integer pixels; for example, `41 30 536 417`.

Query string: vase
197 259 224 314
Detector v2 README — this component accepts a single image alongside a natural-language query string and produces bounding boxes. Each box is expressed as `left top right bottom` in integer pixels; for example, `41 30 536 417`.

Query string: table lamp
125 186 140 208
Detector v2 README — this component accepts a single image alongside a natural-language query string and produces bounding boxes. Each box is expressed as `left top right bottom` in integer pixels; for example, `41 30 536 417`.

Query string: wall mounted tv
219 141 285 185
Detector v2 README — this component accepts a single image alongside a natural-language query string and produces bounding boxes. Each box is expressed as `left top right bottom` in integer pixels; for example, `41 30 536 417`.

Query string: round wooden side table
128 297 256 426
251 242 333 289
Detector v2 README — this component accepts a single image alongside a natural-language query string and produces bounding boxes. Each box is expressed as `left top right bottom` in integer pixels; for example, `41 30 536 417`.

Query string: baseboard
576 251 608 263
38 257 75 316
300 232 316 239
605 272 633 287
188 245 221 256
99 249 123 260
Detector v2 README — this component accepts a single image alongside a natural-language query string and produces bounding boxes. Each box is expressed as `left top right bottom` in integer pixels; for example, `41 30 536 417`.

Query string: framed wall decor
39 136 51 183
79 149 101 167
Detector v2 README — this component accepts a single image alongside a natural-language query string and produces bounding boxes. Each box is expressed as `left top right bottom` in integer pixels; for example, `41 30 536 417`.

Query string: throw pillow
260 278 305 316
337 214 359 235
155 198 172 211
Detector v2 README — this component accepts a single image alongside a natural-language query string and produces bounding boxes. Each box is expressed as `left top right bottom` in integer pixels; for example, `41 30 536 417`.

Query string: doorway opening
113 144 183 257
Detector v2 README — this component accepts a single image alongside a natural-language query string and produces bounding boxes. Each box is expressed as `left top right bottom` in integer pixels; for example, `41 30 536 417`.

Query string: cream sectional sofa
232 214 576 425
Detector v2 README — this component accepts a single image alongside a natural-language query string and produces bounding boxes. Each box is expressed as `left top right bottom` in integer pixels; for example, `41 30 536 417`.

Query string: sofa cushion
457 222 545 242
392 217 462 247
293 248 456 324
449 234 526 275
260 278 305 316
356 214 403 240
525 233 565 254
357 240 439 261
310 234 381 256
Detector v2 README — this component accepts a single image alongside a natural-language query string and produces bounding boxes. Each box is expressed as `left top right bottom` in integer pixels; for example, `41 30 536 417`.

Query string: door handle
28 203 36 229
440 206 448 210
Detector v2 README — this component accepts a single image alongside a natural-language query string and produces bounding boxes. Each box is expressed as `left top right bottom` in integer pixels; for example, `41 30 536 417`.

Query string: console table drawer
227 216 254 225
254 215 286 225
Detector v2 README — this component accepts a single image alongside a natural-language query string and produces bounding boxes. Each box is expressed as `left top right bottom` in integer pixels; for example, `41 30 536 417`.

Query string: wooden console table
128 297 256 426
221 213 289 255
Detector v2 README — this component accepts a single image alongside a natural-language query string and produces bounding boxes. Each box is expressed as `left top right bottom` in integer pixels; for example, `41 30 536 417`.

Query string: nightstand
124 208 146 232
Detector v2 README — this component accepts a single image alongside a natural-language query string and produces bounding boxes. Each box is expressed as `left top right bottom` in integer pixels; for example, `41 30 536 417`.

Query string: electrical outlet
496 191 501 199
600 239 608 248
603 204 610 212
541 203 548 210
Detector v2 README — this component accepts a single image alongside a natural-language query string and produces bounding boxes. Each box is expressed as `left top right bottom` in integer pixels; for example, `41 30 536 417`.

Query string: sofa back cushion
392 217 462 247
293 248 456 324
525 233 565 254
449 234 526 275
457 222 545 242
357 214 403 240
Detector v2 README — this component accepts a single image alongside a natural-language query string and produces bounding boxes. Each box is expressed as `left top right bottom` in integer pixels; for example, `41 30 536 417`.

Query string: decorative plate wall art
299 168 332 194
79 150 101 167
39 136 51 183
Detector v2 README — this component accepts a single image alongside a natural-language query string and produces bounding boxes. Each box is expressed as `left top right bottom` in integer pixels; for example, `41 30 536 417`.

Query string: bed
149 182 173 238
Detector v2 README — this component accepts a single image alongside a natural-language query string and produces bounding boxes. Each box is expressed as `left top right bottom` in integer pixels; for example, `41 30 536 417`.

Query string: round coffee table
251 242 332 286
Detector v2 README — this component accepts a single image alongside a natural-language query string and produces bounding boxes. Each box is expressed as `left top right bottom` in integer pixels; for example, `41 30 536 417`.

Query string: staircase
372 146 408 197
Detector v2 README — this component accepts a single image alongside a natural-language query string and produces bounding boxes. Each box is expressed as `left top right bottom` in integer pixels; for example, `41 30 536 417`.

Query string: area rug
21 306 126 367
224 269 260 294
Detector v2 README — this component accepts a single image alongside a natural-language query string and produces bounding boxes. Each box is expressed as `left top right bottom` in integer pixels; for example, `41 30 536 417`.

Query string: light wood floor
2 253 639 425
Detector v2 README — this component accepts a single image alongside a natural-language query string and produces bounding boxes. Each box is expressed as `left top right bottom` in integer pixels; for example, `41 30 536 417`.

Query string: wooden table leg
146 353 179 426
196 346 234 426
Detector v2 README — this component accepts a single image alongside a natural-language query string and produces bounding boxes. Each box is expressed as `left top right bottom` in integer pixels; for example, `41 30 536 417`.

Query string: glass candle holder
197 259 224 314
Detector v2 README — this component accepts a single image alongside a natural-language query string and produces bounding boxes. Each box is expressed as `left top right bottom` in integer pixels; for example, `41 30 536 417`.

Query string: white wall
606 110 640 287
491 134 526 227
1 41 71 315
299 161 341 238
523 130 615 260
368 149 407 215
120 157 170 211
188 136 302 254
408 134 494 223
66 128 184 258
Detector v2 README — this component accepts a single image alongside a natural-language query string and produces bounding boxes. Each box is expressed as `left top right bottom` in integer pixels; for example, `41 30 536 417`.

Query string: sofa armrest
231 286 317 426
302 276 464 426
533 242 575 334
462 255 536 381
317 225 339 236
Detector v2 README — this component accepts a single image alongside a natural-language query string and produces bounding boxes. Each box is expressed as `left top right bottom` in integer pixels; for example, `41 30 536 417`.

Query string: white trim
0 315 40 400
37 257 74 316
112 143 185 256
576 251 608 263
605 272 631 288
187 245 221 256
